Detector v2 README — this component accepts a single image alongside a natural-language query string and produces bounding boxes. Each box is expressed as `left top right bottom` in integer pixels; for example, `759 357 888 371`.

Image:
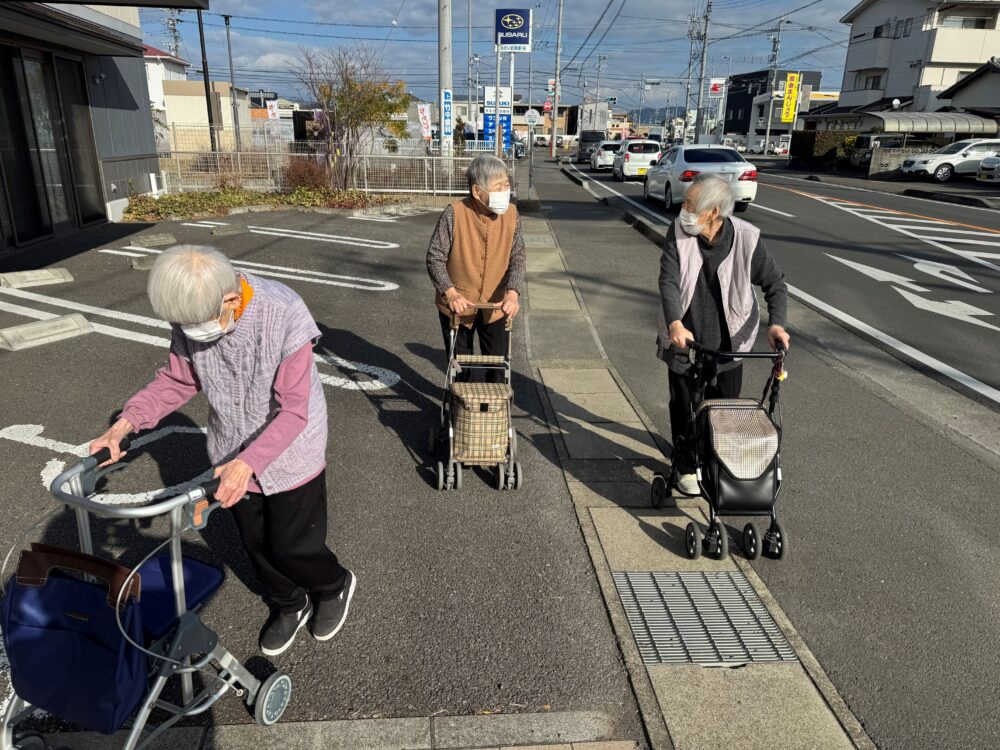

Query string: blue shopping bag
1 544 147 734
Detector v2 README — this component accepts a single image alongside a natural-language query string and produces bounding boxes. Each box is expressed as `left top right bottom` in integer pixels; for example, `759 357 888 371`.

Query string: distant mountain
626 105 688 124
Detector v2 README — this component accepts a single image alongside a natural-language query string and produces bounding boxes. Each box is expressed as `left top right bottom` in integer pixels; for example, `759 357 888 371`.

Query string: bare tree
295 46 411 188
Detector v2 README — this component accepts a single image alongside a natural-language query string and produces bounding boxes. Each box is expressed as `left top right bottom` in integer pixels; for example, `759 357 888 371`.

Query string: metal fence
158 150 516 196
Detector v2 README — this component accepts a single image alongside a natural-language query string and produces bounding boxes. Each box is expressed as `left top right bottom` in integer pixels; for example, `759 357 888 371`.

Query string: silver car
643 144 758 211
590 140 620 171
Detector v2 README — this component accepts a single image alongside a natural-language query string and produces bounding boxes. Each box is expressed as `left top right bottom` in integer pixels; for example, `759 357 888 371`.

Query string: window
903 17 913 36
894 20 903 37
865 74 882 90
737 108 744 119
683 148 745 163
727 108 734 119
854 73 864 89
940 16 989 29
757 104 765 117
873 23 885 38
628 142 660 153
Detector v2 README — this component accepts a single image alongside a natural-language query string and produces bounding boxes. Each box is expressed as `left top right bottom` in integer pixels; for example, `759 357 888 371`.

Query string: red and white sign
543 101 552 112
708 78 726 97
417 103 433 140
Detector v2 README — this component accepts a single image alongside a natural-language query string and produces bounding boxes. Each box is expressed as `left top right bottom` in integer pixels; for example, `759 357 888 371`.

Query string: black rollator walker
1 439 291 750
650 340 789 561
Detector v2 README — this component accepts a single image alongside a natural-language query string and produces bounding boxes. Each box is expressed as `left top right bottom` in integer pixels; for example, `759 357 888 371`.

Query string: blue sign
441 89 453 139
483 113 512 150
495 8 532 52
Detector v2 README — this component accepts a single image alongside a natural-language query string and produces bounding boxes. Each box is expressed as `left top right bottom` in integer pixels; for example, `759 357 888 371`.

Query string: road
0 209 644 741
532 158 1000 750
564 161 1000 410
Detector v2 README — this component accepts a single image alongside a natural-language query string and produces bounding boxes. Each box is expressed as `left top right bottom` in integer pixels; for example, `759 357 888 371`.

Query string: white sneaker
677 473 700 496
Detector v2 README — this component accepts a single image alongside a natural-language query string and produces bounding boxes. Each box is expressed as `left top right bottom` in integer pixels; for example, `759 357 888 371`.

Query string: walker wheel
254 671 292 726
651 474 667 508
743 523 761 560
764 520 787 560
436 461 445 491
684 522 702 560
454 462 463 490
513 461 523 490
709 520 729 560
13 733 48 750
496 463 506 490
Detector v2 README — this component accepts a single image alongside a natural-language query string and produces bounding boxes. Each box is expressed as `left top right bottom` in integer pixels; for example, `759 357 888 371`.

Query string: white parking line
0 298 171 346
0 287 171 328
120 246 398 291
99 249 146 258
788 284 1000 406
245 225 400 249
347 216 398 223
750 204 795 218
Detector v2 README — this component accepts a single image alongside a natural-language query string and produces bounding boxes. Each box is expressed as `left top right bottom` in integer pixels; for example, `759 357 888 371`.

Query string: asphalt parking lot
0 208 644 740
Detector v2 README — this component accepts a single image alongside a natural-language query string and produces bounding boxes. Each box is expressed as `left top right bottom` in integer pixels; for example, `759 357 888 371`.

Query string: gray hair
147 245 239 324
686 174 735 218
466 154 510 193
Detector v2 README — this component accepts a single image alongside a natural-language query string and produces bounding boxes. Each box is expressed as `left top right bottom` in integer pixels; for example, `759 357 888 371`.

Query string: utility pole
762 18 786 157
694 0 713 141
223 16 241 152
473 55 481 138
549 0 564 159
163 9 181 57
720 55 733 133
196 9 217 152
684 15 698 136
637 73 645 128
595 54 607 98
439 0 453 156
467 0 473 141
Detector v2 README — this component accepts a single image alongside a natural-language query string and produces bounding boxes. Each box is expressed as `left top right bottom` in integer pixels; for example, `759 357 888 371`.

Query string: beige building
163 80 252 150
838 0 1000 111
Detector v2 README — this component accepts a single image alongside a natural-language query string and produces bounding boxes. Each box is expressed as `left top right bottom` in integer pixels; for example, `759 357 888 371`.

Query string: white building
838 0 1000 111
143 44 190 110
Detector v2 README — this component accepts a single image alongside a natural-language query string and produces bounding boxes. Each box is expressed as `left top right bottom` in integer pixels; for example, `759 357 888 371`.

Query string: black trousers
230 469 348 614
439 311 509 383
668 365 743 474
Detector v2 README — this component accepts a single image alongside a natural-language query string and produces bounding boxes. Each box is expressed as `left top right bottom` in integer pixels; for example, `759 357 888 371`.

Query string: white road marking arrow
898 255 991 294
893 287 1000 332
825 254 929 292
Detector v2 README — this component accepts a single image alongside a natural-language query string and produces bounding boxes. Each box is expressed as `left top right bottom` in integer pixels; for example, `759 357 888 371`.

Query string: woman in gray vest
658 174 790 495
89 245 355 657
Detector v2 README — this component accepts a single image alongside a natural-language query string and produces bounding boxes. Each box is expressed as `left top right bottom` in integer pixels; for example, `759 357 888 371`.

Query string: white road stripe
565 164 669 224
195 220 229 226
876 217 956 225
0 298 171 346
100 249 146 258
182 222 219 228
913 235 1000 247
123 245 160 253
897 225 1000 237
246 225 400 249
347 216 397 223
750 204 795 217
119 246 398 291
0 287 171 328
788 284 1000 406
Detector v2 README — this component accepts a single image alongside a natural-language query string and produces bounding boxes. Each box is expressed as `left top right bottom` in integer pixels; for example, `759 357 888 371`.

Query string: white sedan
590 140 620 171
611 140 662 181
643 144 758 212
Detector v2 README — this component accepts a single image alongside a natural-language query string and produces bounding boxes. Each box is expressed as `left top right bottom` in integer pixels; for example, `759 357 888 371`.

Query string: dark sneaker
312 571 357 642
260 600 313 656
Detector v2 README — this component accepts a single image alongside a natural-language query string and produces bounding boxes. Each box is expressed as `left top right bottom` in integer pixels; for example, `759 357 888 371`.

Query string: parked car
509 134 526 159
900 138 1000 182
611 140 662 181
590 140 620 171
557 134 578 149
577 130 607 163
533 133 550 147
849 134 935 167
643 144 757 211
977 155 1000 183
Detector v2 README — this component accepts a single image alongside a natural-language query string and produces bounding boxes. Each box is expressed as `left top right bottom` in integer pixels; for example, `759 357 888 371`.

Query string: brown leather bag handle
16 544 141 609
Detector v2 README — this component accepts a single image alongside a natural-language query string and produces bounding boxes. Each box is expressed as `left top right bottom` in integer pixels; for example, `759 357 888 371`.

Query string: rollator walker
1 439 291 750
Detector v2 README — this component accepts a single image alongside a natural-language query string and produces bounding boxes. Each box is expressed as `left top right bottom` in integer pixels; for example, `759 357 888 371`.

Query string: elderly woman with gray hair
426 154 525 381
659 174 790 496
89 246 355 657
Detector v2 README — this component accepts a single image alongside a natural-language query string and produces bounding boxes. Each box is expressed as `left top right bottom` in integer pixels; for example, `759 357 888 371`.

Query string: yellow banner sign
781 73 800 123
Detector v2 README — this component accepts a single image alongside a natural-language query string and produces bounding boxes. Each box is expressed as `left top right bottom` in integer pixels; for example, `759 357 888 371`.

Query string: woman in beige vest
426 154 526 382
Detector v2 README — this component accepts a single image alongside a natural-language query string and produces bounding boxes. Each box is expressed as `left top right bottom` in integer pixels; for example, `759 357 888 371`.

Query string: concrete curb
901 188 999 209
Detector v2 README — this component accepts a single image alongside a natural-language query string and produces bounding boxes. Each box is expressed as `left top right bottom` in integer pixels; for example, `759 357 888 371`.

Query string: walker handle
89 436 132 466
449 302 511 331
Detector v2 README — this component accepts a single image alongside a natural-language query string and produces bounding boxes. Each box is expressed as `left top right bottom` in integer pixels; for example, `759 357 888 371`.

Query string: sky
139 0 861 110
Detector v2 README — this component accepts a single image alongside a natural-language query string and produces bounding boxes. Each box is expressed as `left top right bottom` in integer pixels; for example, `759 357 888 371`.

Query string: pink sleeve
120 349 201 431
237 343 314 478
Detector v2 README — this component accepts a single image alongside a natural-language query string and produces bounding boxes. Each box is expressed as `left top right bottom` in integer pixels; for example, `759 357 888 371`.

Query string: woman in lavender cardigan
89 245 355 657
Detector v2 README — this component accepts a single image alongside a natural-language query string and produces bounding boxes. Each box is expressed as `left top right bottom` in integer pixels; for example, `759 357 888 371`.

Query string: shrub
789 130 858 168
282 158 331 189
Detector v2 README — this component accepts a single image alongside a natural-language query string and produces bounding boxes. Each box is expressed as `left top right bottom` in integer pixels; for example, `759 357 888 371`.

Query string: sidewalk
515 206 869 750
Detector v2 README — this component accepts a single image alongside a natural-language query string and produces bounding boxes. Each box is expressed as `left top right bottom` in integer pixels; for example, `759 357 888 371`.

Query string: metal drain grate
613 571 798 666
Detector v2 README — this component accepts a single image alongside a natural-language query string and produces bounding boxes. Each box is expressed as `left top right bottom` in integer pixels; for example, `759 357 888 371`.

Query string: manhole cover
613 571 798 666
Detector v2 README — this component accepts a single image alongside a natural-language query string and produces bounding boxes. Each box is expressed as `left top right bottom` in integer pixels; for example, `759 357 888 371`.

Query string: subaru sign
495 9 532 52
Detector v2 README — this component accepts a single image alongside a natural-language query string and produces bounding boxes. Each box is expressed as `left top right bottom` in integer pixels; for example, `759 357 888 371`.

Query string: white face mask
478 188 511 215
181 309 234 343
678 208 707 236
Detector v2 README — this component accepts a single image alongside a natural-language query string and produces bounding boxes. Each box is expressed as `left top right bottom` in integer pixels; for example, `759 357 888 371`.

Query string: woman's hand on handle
501 290 520 320
768 325 791 352
89 418 133 466
213 459 253 508
444 287 473 316
668 320 695 351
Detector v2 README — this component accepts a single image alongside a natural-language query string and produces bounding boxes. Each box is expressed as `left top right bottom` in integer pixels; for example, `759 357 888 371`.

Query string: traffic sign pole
495 36 502 157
